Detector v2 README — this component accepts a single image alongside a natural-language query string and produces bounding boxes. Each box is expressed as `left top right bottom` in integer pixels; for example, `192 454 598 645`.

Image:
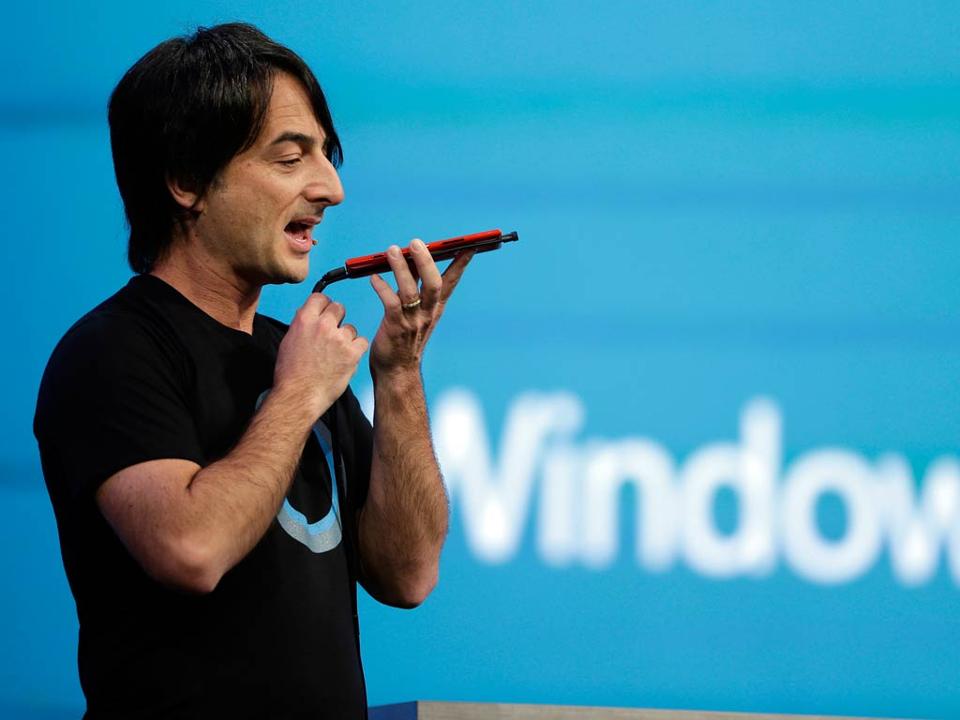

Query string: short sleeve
34 312 205 497
334 386 373 510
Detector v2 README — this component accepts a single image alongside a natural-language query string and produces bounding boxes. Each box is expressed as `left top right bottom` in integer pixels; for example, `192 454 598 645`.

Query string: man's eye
278 157 302 167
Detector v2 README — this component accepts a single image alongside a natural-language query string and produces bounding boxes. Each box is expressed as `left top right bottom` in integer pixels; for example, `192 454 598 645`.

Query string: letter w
876 454 960 586
433 388 583 563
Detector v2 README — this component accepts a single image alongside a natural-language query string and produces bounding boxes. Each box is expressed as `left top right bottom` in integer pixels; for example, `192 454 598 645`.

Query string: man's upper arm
35 313 205 498
96 458 205 588
36 313 209 588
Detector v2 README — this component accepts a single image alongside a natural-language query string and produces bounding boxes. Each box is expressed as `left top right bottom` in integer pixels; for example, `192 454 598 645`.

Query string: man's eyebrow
268 131 319 150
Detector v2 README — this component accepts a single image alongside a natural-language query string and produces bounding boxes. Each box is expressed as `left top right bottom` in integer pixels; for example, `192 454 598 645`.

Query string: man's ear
166 175 206 214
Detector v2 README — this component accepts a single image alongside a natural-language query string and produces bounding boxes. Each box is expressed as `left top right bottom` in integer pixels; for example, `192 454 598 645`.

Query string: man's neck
151 243 261 335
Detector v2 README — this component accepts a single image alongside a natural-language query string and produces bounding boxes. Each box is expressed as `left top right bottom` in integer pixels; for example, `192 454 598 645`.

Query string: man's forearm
180 386 318 583
97 385 321 594
360 369 449 607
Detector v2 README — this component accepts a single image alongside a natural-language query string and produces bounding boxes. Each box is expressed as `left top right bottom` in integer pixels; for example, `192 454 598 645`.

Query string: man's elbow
146 535 225 595
399 568 439 608
377 563 440 609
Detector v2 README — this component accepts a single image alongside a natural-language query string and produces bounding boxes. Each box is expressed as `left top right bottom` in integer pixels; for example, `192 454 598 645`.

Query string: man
34 23 471 718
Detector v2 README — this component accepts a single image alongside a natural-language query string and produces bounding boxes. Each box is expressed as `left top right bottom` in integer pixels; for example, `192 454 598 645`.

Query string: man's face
190 72 344 287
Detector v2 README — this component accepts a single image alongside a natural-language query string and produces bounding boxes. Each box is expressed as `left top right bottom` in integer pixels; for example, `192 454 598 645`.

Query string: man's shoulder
36 279 187 427
48 278 175 369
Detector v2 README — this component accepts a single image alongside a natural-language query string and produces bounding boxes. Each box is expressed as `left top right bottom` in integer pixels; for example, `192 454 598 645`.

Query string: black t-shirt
34 275 373 719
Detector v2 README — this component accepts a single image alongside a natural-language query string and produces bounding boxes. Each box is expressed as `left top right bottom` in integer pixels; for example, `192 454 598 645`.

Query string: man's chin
268 272 309 286
266 258 310 286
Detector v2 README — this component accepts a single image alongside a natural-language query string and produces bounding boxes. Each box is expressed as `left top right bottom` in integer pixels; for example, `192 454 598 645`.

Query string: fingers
302 292 332 315
370 272 402 314
298 293 363 347
320 300 346 328
439 249 475 303
372 239 474 318
385 245 420 306
409 239 443 312
341 322 359 341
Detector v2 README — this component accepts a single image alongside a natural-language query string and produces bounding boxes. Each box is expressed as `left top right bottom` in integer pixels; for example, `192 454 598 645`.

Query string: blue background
2 2 959 718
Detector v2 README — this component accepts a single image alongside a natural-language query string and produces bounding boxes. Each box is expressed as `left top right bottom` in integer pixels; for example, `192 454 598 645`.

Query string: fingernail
412 238 424 249
388 245 401 256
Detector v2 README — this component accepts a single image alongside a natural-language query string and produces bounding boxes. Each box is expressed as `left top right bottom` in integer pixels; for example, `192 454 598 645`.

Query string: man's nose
304 155 345 207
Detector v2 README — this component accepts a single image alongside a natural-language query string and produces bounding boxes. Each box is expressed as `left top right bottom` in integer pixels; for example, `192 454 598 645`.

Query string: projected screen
3 3 958 719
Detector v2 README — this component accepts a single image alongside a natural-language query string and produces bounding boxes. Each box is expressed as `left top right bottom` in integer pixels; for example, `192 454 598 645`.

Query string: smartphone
312 229 519 293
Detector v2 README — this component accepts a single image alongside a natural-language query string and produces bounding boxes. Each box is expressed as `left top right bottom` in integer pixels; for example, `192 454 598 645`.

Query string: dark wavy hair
108 23 343 274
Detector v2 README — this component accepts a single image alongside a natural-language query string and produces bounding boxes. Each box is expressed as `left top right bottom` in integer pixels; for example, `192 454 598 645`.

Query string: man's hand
357 240 473 607
274 293 368 416
368 239 474 378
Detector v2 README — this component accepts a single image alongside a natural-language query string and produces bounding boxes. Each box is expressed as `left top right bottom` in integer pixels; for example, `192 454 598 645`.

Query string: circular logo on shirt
257 390 342 554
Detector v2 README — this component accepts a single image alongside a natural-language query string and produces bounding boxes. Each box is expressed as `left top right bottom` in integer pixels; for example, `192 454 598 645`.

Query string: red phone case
344 229 503 275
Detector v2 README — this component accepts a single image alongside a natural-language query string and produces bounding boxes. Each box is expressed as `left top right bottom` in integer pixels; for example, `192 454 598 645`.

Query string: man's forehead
261 74 325 141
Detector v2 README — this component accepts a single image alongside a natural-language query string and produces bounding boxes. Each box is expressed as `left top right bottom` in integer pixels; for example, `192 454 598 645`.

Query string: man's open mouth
284 221 314 242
